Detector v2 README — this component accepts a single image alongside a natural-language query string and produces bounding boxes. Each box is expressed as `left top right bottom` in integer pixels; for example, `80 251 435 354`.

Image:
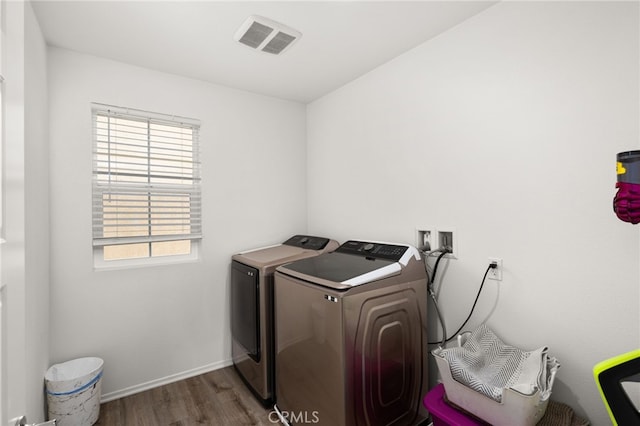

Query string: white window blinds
92 104 202 247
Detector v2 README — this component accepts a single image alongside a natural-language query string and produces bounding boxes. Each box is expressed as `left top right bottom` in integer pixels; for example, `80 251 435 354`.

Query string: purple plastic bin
423 384 486 426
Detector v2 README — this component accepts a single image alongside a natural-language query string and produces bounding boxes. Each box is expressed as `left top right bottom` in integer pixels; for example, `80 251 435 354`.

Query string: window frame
91 103 202 269
93 242 200 270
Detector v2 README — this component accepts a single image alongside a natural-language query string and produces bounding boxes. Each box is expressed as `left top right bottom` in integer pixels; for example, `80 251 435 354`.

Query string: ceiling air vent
234 15 301 55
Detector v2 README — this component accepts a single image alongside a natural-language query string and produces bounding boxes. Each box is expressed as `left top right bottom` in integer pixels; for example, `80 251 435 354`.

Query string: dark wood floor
95 366 273 425
93 364 589 426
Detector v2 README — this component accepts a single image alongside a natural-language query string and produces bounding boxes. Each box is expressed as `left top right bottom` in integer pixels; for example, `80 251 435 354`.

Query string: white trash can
45 357 104 426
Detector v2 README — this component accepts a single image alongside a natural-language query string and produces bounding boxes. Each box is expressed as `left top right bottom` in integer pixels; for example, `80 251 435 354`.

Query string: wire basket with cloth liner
432 324 560 426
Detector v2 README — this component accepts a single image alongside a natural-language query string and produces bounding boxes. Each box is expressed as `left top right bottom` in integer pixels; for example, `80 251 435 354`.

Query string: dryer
273 240 428 426
231 235 339 405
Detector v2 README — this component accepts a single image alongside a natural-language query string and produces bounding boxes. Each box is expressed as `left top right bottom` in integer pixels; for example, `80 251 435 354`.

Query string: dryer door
231 261 260 361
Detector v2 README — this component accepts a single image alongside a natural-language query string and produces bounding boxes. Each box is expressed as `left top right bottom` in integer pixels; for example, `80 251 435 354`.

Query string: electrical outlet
488 257 502 281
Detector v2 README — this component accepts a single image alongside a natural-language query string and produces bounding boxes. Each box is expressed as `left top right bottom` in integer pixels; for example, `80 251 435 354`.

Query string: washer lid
277 241 418 289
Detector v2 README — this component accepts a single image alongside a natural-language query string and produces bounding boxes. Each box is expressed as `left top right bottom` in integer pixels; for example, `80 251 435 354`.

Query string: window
92 104 201 264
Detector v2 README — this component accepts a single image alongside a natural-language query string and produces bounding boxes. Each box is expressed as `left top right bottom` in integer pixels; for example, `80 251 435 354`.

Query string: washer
274 240 428 426
231 235 339 405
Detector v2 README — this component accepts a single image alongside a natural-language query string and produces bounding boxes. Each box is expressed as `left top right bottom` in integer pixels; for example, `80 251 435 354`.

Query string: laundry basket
432 325 559 426
45 357 104 426
433 354 552 426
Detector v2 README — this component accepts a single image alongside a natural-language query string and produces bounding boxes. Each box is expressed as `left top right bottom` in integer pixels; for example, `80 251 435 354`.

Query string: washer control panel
336 240 408 261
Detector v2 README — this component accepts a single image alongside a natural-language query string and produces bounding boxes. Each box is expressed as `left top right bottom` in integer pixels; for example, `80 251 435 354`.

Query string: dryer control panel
336 240 408 261
283 235 331 250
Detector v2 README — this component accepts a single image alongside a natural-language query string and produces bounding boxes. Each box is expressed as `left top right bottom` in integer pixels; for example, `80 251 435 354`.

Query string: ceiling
31 1 497 103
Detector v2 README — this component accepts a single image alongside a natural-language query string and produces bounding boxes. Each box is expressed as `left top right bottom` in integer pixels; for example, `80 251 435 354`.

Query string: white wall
307 2 639 424
2 0 49 423
47 47 307 398
24 2 49 421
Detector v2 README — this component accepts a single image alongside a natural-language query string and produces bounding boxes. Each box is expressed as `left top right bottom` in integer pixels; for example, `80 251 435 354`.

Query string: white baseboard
100 359 234 403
